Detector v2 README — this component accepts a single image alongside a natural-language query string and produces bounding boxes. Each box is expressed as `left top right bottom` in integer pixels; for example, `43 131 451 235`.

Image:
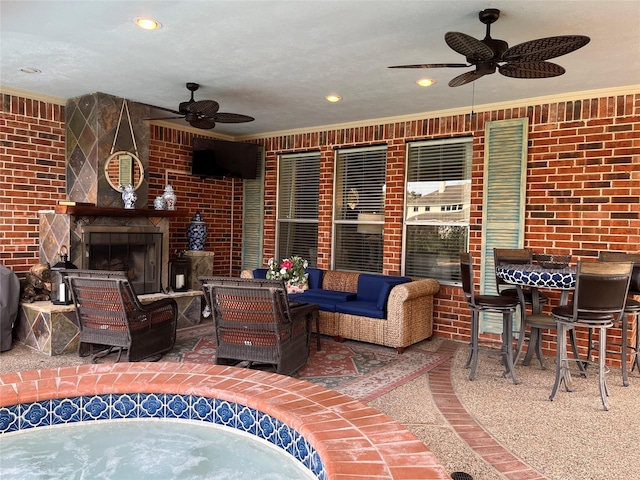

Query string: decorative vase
163 184 177 210
187 211 208 251
153 195 165 210
286 274 309 294
121 184 137 209
286 280 308 295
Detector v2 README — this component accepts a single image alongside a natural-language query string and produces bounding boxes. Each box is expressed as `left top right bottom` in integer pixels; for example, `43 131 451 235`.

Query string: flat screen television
191 137 259 179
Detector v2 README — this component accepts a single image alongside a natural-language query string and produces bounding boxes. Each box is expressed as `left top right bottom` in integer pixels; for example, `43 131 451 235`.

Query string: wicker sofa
242 268 440 353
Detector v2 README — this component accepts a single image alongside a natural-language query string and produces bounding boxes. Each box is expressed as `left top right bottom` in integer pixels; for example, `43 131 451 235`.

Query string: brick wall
0 94 65 272
2 89 639 365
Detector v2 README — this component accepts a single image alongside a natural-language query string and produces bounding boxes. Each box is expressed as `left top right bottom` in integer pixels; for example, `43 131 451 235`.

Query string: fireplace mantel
55 205 189 218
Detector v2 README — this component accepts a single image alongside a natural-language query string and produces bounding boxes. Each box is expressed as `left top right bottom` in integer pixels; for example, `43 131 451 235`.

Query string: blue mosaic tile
139 393 164 418
236 405 257 435
1 393 326 479
256 410 278 443
112 393 139 419
20 400 50 429
51 397 81 425
214 399 236 427
165 394 190 419
191 395 214 422
0 405 19 433
82 395 110 421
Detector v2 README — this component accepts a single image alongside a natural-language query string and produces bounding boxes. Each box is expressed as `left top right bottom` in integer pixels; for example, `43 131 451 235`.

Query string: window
333 146 387 273
276 152 320 266
403 137 472 283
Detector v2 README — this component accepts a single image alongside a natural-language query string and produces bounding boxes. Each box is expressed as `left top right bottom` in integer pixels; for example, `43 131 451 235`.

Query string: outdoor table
495 262 580 373
495 263 576 314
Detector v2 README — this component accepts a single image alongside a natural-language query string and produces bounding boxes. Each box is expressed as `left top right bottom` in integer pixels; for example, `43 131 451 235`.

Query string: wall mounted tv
191 137 259 179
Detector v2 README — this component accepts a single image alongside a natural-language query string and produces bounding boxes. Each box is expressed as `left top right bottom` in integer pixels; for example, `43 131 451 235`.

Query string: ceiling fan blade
445 32 494 63
388 63 470 69
499 61 565 79
145 115 184 121
188 99 220 117
212 112 255 123
189 117 216 129
448 70 486 87
502 35 590 62
137 103 182 116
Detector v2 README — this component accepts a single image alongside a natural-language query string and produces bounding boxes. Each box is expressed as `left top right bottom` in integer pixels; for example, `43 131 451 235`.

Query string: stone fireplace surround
16 92 208 356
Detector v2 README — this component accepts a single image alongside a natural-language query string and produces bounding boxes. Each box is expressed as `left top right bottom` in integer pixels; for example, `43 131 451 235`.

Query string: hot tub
0 363 450 479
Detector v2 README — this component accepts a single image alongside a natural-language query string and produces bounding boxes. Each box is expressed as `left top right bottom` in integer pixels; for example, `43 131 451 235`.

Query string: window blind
403 137 472 283
333 146 387 273
276 151 320 266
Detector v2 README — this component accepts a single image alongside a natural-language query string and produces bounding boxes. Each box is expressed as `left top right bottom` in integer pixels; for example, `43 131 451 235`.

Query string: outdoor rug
162 324 451 402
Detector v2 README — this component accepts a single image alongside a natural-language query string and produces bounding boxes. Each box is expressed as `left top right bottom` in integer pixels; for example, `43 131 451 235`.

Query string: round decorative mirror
104 151 145 191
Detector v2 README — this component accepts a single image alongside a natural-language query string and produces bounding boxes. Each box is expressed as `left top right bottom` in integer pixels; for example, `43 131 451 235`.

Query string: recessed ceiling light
135 18 161 30
325 95 342 103
416 78 435 87
19 67 42 74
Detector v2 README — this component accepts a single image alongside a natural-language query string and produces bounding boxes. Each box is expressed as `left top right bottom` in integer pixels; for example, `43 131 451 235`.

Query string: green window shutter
480 118 528 333
242 146 265 270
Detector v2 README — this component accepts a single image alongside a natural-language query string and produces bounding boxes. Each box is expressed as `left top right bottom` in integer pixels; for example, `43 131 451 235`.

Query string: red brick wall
147 126 243 275
255 92 640 366
0 94 65 272
2 90 639 366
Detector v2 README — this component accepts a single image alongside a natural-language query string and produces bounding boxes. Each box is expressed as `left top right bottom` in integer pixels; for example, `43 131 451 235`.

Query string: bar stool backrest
460 252 476 306
599 251 640 295
572 261 632 322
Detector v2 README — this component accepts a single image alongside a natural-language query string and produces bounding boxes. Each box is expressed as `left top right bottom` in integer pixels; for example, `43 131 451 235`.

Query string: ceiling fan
147 82 254 129
389 9 590 87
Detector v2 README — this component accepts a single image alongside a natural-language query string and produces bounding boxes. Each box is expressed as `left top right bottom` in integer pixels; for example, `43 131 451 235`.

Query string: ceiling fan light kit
146 82 254 130
389 8 590 87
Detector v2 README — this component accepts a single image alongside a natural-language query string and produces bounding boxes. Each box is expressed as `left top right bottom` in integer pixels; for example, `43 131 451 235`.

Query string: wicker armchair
201 278 311 375
65 269 178 363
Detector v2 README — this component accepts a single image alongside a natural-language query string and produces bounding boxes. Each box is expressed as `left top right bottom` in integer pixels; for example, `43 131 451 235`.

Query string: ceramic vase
153 195 165 210
187 211 208 251
163 184 177 210
121 184 137 209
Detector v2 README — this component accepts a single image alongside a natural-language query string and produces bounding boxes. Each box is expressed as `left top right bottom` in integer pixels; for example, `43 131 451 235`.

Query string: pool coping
0 362 451 479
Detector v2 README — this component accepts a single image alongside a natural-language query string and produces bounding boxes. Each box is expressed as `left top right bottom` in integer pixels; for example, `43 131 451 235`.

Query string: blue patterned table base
496 263 577 290
0 394 326 480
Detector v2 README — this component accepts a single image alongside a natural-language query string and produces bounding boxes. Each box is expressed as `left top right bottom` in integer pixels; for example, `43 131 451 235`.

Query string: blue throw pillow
253 268 268 279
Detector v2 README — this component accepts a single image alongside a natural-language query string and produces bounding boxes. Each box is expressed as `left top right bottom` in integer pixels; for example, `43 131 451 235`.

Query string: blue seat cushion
335 301 385 319
289 290 356 304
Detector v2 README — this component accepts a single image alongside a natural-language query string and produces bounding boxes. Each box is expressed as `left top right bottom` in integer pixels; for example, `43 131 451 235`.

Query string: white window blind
404 137 472 283
276 151 320 266
333 146 387 273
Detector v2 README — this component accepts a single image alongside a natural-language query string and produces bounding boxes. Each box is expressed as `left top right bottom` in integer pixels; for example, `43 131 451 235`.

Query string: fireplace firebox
82 226 163 294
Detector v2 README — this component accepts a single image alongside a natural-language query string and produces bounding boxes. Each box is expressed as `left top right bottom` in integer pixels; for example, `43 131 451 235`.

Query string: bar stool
494 248 550 365
597 251 640 386
460 252 520 384
550 260 632 410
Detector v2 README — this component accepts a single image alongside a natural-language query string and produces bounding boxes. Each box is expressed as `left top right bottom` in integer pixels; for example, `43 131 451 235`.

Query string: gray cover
0 265 21 351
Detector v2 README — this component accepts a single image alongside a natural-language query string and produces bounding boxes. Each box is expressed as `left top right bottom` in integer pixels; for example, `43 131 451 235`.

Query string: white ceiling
2 1 639 138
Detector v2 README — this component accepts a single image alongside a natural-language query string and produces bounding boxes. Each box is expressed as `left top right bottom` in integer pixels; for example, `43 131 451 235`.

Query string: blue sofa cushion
356 274 411 303
335 301 385 319
305 268 323 290
288 290 356 304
